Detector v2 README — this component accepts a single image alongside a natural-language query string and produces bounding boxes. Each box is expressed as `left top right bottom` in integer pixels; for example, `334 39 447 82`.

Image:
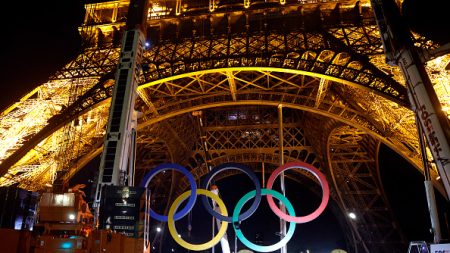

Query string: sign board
99 186 146 238
430 244 450 253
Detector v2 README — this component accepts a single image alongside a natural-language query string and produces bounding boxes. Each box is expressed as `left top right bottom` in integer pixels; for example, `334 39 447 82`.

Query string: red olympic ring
266 161 330 223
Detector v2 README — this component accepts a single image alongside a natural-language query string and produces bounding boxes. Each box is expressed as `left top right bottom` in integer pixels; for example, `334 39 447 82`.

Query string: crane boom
93 0 149 222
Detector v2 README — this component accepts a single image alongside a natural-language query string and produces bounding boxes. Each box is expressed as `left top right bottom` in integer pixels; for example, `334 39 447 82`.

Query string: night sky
1 0 84 111
1 0 450 252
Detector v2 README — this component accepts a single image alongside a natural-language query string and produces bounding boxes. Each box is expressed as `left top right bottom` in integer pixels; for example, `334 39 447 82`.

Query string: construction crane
90 0 151 251
93 0 148 221
93 0 148 208
370 0 450 198
370 0 450 248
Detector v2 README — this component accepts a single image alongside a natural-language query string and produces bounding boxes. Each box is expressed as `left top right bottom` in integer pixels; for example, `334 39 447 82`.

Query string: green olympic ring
232 188 296 252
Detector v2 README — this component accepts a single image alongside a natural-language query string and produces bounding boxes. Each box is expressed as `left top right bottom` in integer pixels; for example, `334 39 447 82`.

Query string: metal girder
328 125 407 253
141 30 408 105
0 69 409 188
0 70 426 191
137 90 194 163
0 104 110 189
2 12 434 186
0 78 114 177
226 71 238 101
134 86 425 173
0 0 448 232
51 47 120 80
173 108 320 188
154 116 197 163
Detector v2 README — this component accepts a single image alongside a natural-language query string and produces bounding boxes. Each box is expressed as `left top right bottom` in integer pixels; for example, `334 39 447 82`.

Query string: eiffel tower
0 0 449 252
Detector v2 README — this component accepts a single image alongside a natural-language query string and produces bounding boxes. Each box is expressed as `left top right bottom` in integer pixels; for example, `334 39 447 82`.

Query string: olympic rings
139 163 197 222
168 189 228 251
140 161 330 252
233 189 296 252
266 161 330 223
201 163 261 222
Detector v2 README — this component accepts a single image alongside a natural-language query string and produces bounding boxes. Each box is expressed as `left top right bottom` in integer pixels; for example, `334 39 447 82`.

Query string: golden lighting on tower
426 55 450 118
244 0 250 8
209 0 217 12
176 0 182 15
0 0 447 195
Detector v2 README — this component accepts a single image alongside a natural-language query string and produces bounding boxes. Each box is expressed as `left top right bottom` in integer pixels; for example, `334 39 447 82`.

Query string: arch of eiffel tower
0 0 449 252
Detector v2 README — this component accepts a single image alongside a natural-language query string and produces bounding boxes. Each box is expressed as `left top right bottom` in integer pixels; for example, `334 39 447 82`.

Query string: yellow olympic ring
167 189 228 251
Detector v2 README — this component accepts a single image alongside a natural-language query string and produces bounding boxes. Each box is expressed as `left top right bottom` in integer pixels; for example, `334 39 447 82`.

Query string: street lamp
348 212 357 220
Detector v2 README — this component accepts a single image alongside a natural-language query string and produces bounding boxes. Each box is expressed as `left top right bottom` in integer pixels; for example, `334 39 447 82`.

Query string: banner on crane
430 243 450 253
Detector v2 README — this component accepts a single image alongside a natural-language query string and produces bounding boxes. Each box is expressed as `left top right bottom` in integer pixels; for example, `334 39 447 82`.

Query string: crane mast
370 0 450 199
370 0 450 245
93 0 149 223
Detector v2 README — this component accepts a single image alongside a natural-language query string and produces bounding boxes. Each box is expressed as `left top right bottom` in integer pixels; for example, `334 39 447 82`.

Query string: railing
408 241 429 253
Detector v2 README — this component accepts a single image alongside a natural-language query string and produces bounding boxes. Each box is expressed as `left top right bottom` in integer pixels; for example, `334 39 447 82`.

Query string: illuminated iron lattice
0 0 449 252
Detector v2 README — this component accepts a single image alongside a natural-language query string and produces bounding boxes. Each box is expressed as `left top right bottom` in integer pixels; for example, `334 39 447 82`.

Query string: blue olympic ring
139 163 197 222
